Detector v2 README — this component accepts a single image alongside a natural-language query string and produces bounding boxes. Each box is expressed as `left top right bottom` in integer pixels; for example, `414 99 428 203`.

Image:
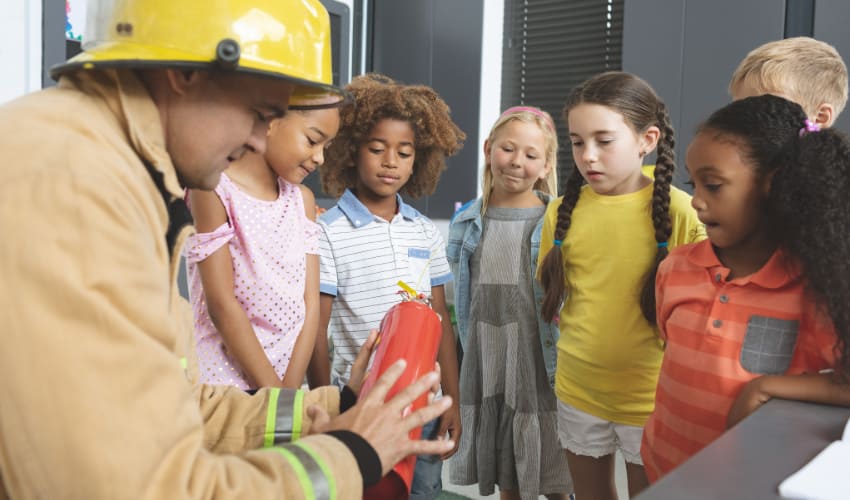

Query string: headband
501 106 556 132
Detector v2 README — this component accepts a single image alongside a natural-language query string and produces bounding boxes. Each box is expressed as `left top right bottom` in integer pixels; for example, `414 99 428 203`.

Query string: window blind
501 0 624 191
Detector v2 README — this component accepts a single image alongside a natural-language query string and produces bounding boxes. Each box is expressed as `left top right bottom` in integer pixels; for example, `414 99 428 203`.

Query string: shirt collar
337 189 419 228
686 239 801 289
453 198 482 223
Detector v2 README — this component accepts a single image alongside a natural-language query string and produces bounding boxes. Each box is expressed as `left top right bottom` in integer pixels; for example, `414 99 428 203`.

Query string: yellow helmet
51 0 345 103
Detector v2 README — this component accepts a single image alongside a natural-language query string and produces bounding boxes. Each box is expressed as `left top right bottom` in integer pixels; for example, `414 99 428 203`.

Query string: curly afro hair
700 94 850 377
319 73 466 198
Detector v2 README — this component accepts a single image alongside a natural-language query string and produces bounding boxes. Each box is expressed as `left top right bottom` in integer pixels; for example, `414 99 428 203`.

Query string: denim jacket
446 191 558 386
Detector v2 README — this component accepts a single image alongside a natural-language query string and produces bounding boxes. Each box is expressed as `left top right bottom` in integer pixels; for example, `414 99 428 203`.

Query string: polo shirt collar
337 189 417 228
686 240 801 289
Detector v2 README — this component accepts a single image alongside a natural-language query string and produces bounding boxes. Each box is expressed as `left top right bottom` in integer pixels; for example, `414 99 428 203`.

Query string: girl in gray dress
448 107 572 500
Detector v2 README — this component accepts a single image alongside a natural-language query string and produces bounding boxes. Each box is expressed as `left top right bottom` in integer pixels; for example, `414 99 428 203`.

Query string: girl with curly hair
642 94 850 482
536 72 704 500
309 73 465 500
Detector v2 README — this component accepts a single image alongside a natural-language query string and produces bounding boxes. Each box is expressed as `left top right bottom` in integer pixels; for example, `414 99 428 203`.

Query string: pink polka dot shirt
185 173 319 390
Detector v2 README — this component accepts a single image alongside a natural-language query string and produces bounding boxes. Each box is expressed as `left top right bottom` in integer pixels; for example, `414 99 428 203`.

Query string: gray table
635 399 850 500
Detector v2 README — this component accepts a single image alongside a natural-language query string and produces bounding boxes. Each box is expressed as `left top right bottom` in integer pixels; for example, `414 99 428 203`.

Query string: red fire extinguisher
359 283 443 499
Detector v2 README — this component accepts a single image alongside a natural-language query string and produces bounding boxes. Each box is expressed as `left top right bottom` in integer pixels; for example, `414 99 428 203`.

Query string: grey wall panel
371 1 434 86
371 0 482 219
622 0 685 181
430 0 483 216
42 0 66 87
623 1 784 188
814 0 850 133
678 0 785 182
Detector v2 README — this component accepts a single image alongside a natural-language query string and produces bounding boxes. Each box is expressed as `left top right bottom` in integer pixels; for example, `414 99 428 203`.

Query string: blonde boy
729 36 848 127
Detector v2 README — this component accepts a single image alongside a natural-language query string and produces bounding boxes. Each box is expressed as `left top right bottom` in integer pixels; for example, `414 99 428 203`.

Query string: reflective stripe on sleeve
294 441 336 500
264 389 305 447
271 446 317 500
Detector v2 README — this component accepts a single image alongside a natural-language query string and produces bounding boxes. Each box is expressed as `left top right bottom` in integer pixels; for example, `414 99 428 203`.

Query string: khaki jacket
0 70 361 499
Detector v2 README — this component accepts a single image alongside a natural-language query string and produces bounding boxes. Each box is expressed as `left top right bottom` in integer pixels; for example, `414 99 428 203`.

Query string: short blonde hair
729 37 848 118
481 106 558 214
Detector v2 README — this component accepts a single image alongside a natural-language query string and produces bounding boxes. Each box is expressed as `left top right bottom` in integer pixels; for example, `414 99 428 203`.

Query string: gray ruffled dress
450 206 571 499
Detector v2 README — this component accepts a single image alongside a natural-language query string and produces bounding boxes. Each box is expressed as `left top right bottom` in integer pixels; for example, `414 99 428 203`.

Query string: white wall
1 0 42 104
476 0 504 197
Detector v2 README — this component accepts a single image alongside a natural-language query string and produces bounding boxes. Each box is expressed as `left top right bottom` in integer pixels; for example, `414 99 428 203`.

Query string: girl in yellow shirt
537 71 704 500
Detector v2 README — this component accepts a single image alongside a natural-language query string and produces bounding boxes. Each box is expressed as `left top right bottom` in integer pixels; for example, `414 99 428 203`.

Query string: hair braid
639 102 675 324
540 165 585 321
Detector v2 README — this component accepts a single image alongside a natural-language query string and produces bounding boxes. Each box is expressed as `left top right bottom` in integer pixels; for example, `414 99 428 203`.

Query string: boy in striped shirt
309 74 466 499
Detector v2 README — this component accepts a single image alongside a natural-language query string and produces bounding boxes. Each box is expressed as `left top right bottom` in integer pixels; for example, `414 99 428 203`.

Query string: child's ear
540 161 553 180
760 170 777 195
640 125 661 156
267 118 280 138
482 139 492 165
813 103 835 128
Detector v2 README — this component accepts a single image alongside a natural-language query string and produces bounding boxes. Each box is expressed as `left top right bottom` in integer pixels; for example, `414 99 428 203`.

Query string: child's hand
437 395 462 460
348 330 378 395
429 362 441 403
727 376 774 428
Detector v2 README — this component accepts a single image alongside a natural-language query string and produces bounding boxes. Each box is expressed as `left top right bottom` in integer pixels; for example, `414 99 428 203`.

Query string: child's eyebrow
309 127 328 139
368 137 415 147
690 164 722 175
569 129 616 137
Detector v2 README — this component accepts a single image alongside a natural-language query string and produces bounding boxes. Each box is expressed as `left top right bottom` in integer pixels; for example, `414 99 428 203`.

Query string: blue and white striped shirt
318 189 452 384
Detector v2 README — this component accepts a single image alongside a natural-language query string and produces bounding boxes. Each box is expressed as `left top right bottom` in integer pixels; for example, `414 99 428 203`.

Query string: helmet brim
51 42 348 104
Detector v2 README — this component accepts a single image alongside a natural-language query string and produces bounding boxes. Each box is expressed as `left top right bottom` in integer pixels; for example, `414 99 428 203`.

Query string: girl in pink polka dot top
186 101 342 390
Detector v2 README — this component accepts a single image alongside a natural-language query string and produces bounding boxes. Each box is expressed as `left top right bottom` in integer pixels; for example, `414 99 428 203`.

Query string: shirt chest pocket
407 248 431 292
740 315 800 375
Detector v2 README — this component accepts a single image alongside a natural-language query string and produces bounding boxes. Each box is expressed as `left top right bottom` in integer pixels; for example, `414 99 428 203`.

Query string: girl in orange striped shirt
641 94 850 481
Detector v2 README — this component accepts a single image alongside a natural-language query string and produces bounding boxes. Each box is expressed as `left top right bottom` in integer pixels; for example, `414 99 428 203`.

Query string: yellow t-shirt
537 182 705 426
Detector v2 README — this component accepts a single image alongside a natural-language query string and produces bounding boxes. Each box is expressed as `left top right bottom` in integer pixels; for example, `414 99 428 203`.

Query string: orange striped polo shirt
640 240 837 482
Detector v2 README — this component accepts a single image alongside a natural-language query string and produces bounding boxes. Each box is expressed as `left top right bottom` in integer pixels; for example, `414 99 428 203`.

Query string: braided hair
700 94 850 377
539 72 676 324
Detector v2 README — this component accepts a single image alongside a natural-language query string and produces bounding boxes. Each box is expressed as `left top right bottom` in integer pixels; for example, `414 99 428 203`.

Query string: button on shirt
318 189 452 384
641 240 837 482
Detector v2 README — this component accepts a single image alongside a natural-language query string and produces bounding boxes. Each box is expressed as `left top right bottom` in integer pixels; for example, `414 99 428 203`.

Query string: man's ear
164 69 208 96
813 102 835 128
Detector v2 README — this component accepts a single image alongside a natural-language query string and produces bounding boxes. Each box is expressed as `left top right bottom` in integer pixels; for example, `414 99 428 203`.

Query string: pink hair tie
799 118 821 137
501 105 556 132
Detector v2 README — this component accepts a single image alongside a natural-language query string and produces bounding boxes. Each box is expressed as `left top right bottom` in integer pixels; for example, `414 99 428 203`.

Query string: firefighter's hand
308 360 454 476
